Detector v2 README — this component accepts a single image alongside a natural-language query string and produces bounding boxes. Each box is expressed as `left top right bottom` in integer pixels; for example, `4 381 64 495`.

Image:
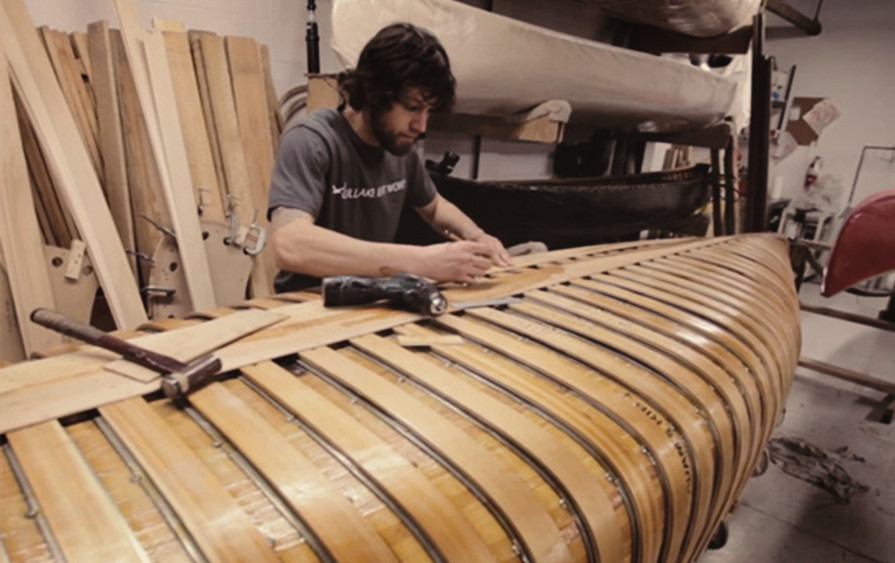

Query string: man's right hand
419 240 496 284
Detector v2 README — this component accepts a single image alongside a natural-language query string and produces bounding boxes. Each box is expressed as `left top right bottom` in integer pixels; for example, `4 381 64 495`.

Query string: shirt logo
331 180 406 200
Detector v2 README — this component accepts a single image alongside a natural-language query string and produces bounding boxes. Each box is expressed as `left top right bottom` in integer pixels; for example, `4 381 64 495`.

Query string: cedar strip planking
162 30 226 223
0 52 62 354
190 382 399 562
1 0 146 328
100 398 280 561
111 28 167 282
302 346 571 563
353 333 626 563
242 360 499 562
87 20 136 276
6 421 150 561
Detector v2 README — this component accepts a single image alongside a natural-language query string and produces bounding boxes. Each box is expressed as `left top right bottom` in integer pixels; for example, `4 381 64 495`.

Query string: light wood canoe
0 234 799 562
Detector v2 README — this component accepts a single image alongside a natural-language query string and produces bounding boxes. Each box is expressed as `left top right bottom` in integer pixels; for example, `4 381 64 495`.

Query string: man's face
370 87 436 156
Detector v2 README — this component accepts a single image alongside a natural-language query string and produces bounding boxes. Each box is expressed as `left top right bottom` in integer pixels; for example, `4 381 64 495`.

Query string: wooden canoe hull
0 234 799 562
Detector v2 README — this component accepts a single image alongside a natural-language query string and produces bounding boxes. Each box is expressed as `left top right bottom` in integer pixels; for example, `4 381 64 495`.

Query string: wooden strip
152 18 185 32
14 85 75 247
190 382 398 562
1 0 146 328
241 361 497 562
440 236 721 305
436 311 686 562
112 0 217 312
100 398 279 561
6 421 149 561
1 239 736 431
301 345 571 562
631 259 799 384
110 28 167 277
352 333 625 563
259 44 282 145
87 20 136 276
545 283 764 441
503 298 745 560
608 268 789 395
0 51 62 354
69 32 92 77
161 30 226 223
190 32 255 228
38 27 101 179
227 35 276 297
143 28 217 309
187 31 228 214
0 307 285 394
1 445 52 560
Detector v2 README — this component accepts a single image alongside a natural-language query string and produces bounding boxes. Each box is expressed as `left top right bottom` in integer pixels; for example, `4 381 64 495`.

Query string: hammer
30 308 221 402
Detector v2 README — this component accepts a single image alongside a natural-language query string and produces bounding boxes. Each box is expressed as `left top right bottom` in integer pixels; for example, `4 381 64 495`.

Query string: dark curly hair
338 23 456 114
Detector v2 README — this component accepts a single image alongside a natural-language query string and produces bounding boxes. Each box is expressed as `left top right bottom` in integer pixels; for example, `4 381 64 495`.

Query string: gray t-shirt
268 108 437 292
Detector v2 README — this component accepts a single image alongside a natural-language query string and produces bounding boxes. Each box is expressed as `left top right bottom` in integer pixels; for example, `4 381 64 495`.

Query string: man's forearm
271 217 422 278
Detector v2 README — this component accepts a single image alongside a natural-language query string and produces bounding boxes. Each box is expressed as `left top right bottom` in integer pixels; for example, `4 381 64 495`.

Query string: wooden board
112 0 216 312
226 35 276 297
0 51 62 354
1 0 146 328
109 28 167 281
37 27 101 180
87 20 136 276
161 30 226 223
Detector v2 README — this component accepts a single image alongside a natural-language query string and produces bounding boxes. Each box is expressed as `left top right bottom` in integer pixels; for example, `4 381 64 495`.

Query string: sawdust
767 436 870 504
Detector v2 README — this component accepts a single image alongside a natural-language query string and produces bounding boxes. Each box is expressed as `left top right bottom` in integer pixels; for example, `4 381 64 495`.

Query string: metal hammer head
160 354 222 402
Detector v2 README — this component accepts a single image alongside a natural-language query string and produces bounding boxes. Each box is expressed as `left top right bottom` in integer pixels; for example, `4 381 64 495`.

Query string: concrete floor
698 279 895 563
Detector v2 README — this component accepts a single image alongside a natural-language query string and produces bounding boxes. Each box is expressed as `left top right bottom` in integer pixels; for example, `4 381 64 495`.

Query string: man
268 22 512 293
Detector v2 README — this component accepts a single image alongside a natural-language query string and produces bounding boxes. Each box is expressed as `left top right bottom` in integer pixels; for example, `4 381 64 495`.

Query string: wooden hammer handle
31 308 112 345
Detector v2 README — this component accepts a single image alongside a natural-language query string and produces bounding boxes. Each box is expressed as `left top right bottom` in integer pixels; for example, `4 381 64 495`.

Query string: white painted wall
21 0 338 97
766 0 895 212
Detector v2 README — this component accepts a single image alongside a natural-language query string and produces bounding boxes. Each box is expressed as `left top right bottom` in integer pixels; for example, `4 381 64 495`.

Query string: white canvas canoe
587 0 762 37
331 0 740 132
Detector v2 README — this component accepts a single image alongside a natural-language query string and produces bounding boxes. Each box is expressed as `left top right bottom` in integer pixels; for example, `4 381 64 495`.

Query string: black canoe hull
397 164 712 249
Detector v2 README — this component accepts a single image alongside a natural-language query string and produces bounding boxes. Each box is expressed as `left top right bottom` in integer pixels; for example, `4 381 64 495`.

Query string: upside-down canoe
0 234 799 562
397 165 712 250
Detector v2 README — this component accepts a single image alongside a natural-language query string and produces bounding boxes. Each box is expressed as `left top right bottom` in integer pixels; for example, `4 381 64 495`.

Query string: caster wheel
752 448 770 477
707 521 728 550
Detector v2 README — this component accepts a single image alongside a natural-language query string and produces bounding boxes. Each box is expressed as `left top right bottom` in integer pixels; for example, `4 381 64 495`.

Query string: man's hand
418 240 497 284
465 230 514 268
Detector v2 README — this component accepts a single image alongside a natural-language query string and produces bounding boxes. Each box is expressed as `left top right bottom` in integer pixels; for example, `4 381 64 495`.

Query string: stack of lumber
0 0 283 364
